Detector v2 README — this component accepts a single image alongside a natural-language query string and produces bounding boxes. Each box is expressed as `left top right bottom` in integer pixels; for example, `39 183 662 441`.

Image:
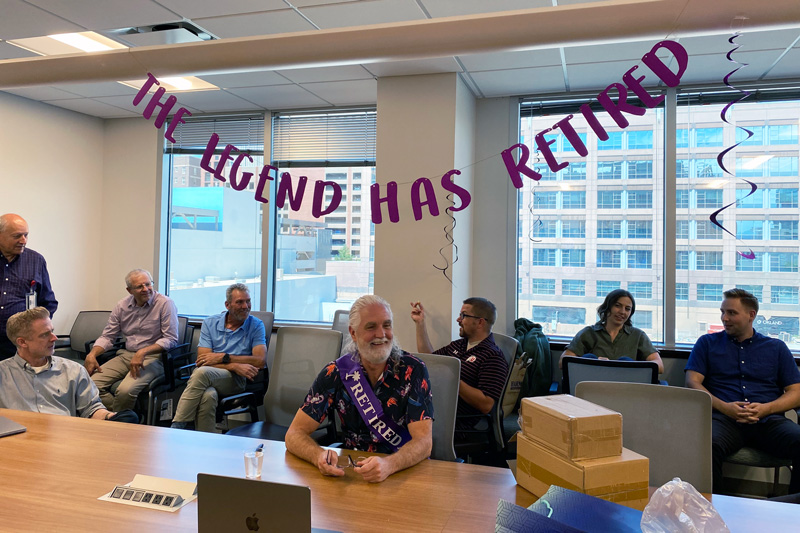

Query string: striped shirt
434 333 509 427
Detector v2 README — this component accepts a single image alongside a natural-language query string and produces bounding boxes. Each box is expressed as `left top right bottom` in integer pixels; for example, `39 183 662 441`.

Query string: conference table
0 408 798 532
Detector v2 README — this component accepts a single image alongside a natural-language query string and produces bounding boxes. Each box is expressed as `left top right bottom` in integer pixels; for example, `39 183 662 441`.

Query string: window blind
165 114 265 155
272 108 376 167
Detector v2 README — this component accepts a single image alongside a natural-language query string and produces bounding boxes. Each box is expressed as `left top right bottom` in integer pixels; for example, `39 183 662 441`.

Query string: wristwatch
221 353 231 364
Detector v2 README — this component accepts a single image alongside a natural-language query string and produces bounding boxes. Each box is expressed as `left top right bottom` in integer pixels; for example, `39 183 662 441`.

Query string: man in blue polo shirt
686 288 800 494
171 283 266 432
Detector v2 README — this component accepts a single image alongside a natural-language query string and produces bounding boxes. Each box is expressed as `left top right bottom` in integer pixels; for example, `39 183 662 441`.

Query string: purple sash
336 354 411 452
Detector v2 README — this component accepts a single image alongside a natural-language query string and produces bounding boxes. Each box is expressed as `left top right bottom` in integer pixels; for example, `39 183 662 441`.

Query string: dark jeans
712 412 800 493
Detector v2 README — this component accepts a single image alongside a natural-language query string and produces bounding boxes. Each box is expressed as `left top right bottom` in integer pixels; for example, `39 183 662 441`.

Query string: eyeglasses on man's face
458 312 483 321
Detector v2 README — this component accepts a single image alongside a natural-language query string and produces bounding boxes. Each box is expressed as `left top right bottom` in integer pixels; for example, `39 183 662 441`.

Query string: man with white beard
286 295 434 483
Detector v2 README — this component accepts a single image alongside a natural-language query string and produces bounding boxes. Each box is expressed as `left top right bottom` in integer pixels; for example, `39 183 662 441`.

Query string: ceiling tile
460 49 562 72
0 0 82 40
764 47 800 78
276 65 373 83
0 40 39 60
228 85 330 109
194 10 316 39
154 0 287 20
165 89 260 112
50 81 139 98
564 40 664 65
567 60 647 92
470 65 565 97
197 70 292 88
300 0 425 29
420 0 551 18
302 79 377 105
679 29 800 56
2 86 82 100
291 0 356 6
41 97 139 118
679 50 782 85
26 0 180 31
362 57 461 76
93 94 203 115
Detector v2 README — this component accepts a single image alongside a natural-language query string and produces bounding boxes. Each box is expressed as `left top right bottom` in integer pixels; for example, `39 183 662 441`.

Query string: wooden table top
1 408 798 532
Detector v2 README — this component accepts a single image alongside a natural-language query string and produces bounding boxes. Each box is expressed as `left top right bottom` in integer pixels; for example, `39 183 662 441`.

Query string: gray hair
342 294 402 363
125 269 153 289
7 307 50 346
226 283 250 303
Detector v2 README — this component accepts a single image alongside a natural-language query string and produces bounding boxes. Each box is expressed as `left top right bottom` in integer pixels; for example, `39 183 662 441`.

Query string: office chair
561 356 659 396
331 309 350 336
576 381 713 493
412 352 461 462
54 310 112 362
724 446 792 497
226 327 343 441
492 332 519 369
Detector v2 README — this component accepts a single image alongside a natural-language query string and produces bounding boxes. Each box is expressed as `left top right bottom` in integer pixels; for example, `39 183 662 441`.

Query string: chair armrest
160 342 193 391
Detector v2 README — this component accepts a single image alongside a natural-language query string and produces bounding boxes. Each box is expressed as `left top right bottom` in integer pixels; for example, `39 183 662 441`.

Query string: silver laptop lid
0 416 26 438
197 474 312 533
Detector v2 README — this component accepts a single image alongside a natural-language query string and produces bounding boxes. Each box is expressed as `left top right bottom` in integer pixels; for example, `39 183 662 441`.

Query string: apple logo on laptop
246 512 260 531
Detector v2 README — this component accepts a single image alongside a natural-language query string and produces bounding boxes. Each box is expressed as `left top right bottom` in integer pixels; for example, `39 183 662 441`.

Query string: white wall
0 92 104 334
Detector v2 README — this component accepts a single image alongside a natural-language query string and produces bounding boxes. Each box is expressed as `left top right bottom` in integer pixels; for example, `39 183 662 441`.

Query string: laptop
0 416 26 438
197 474 339 533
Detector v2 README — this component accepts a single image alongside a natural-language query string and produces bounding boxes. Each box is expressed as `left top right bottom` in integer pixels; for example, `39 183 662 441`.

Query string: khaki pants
172 366 244 432
91 349 163 412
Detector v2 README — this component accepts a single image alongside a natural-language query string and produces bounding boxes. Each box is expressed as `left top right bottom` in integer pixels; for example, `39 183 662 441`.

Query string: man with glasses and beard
286 295 433 483
410 297 508 428
171 283 266 432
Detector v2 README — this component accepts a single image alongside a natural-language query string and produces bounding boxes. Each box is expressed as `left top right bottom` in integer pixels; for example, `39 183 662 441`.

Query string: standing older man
84 269 179 412
171 284 266 432
286 295 433 483
686 288 800 493
411 297 508 428
0 214 58 360
0 308 120 420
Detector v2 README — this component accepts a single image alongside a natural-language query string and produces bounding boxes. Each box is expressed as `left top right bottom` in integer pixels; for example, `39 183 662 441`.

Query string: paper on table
98 474 198 512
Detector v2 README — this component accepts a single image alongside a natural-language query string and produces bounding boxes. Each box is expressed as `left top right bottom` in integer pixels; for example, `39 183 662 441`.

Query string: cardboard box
516 432 649 511
520 395 622 460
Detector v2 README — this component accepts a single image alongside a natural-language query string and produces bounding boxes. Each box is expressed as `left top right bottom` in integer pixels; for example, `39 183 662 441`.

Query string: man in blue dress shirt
0 214 58 360
686 288 800 493
171 283 266 432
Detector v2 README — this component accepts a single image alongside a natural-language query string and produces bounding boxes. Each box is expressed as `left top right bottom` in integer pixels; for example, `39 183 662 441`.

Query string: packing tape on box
517 456 647 502
561 427 621 444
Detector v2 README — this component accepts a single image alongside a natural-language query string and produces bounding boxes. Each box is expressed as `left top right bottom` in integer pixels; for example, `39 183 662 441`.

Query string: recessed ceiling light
119 76 219 92
7 31 126 56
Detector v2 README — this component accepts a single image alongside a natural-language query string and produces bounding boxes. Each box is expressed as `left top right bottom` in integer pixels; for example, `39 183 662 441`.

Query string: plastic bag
641 478 730 533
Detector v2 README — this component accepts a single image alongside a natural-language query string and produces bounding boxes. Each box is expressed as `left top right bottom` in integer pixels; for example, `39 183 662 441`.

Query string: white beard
358 338 392 365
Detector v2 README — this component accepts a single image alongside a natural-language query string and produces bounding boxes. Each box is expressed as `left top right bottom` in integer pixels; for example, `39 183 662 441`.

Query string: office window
736 253 764 272
697 284 723 301
561 248 586 267
598 131 623 150
737 285 763 301
769 124 799 145
736 220 763 240
562 279 585 296
770 252 798 273
676 190 690 208
632 310 653 329
676 283 689 300
532 249 557 266
676 250 689 270
736 125 765 145
562 133 588 152
538 166 557 181
736 188 764 208
696 190 723 208
769 220 798 240
676 128 689 148
627 160 652 179
627 220 652 239
531 278 556 295
695 220 722 240
695 251 722 271
536 191 558 209
694 158 723 178
597 161 623 180
596 281 621 296
627 130 653 150
597 220 622 239
771 286 799 305
598 190 623 209
695 127 723 147
627 190 652 209
627 250 652 269
770 189 798 208
628 282 652 299
562 191 586 209
532 220 557 238
769 156 798 177
561 220 586 238
562 162 587 180
676 159 690 179
597 250 622 268
676 221 690 239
